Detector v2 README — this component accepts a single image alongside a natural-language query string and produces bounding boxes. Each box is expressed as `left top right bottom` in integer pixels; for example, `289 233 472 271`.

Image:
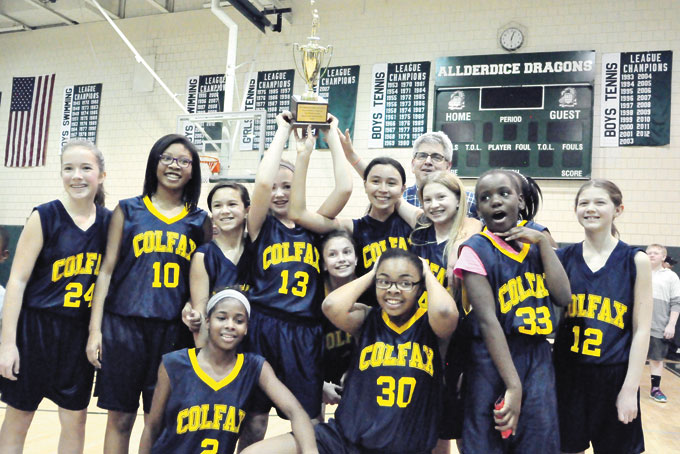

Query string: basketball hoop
200 155 220 184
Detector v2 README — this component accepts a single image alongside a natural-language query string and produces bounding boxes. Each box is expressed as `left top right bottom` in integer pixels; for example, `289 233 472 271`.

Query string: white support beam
143 0 169 13
20 0 77 25
0 25 27 33
0 12 32 29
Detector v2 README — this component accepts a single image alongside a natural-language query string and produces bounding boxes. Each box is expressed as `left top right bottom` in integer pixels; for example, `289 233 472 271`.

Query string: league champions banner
60 83 102 151
240 69 295 151
368 61 430 148
600 51 672 147
184 74 225 149
315 65 360 149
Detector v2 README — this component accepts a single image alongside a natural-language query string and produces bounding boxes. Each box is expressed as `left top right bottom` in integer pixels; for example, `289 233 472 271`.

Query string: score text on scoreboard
435 51 596 179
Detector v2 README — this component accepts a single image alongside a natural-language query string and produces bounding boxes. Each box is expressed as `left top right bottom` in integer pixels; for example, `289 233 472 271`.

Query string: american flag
4 74 56 167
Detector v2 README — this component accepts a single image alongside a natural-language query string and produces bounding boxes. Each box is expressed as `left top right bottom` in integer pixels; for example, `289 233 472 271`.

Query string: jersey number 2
377 376 416 408
200 439 218 454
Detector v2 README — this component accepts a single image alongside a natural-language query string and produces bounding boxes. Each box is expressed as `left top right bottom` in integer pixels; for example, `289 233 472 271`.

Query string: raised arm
422 259 458 339
139 363 172 454
316 116 353 218
247 112 293 241
500 226 571 306
288 123 352 235
396 198 423 229
463 271 522 435
322 271 374 337
0 211 43 380
86 205 124 368
617 251 652 424
338 128 366 179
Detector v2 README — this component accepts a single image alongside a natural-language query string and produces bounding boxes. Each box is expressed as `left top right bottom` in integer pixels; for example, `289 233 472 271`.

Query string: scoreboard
434 51 596 179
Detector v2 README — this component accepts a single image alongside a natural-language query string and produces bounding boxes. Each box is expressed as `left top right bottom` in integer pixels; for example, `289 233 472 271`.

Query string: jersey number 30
377 376 416 408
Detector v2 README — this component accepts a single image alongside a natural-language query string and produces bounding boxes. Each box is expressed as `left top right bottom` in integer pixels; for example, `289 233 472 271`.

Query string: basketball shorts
462 336 559 454
555 360 644 454
314 418 431 454
647 336 669 361
0 307 94 412
244 308 323 419
95 311 182 414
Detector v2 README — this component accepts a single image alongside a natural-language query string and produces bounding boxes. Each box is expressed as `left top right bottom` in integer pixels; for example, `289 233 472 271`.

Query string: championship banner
600 50 672 147
434 51 595 179
368 61 430 148
240 69 295 150
184 74 225 148
60 83 102 151
316 65 360 149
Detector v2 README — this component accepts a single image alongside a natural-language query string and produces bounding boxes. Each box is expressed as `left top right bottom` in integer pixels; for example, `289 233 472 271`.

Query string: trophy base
290 95 330 129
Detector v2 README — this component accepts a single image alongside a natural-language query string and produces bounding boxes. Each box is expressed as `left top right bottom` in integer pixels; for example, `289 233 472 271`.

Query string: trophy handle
292 43 305 82
318 45 334 82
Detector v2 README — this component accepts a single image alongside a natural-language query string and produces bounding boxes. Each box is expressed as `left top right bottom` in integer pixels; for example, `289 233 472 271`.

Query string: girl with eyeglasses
242 248 458 454
86 134 211 454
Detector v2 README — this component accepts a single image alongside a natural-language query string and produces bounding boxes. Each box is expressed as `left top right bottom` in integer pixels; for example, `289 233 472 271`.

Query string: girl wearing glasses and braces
86 134 211 454
244 248 458 454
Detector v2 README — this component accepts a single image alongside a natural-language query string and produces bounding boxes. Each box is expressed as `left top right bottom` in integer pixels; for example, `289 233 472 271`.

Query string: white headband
206 289 251 317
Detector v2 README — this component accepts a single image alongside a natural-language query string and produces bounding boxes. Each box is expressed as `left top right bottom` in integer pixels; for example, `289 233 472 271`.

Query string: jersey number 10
152 262 180 288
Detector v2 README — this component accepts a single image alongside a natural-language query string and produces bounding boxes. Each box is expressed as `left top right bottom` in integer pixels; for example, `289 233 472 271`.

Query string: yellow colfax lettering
565 293 627 329
358 341 433 376
132 230 196 260
362 237 409 268
52 252 102 282
498 272 549 313
261 242 320 272
176 404 246 435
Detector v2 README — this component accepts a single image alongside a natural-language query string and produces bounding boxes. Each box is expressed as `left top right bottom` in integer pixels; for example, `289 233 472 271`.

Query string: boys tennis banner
600 50 672 147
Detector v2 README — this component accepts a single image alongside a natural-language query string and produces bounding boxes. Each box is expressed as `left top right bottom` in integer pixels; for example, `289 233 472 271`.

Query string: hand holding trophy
291 0 333 130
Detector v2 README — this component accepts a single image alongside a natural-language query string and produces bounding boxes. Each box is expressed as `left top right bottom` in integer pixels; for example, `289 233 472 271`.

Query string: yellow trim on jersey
479 229 530 263
382 307 427 334
143 196 189 224
188 348 243 391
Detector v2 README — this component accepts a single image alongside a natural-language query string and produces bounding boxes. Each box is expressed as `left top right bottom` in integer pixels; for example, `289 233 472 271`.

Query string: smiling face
156 143 193 192
375 257 422 324
322 236 357 280
476 172 524 233
364 164 405 213
270 166 293 218
207 298 248 351
210 187 248 234
575 186 622 234
61 145 105 202
411 142 451 185
422 181 459 226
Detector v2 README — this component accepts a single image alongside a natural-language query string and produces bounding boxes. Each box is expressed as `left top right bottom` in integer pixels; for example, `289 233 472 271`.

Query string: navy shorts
555 360 644 454
462 336 559 454
439 330 469 440
95 312 182 414
0 308 94 412
244 308 323 419
315 419 431 454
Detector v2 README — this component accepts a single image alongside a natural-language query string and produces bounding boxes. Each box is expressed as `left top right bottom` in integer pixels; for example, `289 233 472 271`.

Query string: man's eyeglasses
375 278 422 291
159 154 193 168
413 152 446 163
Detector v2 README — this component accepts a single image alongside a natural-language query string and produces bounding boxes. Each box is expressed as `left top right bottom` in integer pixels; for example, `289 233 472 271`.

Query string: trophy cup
291 1 333 129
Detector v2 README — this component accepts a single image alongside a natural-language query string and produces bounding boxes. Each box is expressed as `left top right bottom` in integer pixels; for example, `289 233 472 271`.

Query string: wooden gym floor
1 365 678 453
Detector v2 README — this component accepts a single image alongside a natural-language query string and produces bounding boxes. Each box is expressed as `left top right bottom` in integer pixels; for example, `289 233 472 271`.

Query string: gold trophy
291 1 333 129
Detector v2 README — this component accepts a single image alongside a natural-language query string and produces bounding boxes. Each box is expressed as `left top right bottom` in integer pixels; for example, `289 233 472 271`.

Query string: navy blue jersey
245 215 322 319
460 231 555 338
321 284 355 384
352 212 412 277
151 349 264 454
197 240 245 293
106 196 208 320
521 219 548 232
555 241 639 365
410 224 448 309
335 307 442 453
23 200 111 319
